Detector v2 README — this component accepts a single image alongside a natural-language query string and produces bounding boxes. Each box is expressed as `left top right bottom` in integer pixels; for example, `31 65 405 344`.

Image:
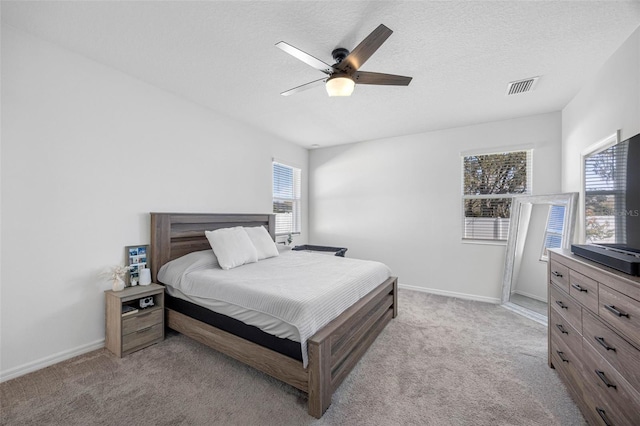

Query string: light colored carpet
1 290 585 425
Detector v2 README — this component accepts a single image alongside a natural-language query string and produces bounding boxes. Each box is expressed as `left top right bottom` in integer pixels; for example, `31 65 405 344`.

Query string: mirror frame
501 193 579 308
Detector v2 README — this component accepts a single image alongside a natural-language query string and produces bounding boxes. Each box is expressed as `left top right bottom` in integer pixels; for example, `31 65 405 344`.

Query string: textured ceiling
3 1 640 148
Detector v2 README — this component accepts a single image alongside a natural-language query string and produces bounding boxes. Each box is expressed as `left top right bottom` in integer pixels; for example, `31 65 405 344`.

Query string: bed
150 213 398 418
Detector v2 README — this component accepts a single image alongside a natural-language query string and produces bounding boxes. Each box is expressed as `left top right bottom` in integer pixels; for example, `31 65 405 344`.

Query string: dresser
548 249 640 425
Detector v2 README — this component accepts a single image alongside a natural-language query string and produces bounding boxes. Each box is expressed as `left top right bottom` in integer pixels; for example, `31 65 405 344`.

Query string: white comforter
158 250 391 367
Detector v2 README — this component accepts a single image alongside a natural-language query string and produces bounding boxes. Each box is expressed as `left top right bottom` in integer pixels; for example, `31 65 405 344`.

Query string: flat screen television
571 132 640 275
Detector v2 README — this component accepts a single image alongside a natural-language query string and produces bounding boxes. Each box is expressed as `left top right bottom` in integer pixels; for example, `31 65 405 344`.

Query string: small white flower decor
105 265 131 292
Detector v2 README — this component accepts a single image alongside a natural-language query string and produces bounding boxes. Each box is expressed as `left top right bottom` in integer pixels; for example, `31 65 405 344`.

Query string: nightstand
105 283 164 357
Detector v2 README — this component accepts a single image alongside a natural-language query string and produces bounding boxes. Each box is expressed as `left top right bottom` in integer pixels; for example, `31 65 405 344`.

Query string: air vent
506 77 539 95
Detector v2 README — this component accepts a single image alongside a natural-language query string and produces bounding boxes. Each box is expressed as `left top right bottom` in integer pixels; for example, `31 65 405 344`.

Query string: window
584 141 628 244
462 150 532 241
273 161 301 235
540 204 566 260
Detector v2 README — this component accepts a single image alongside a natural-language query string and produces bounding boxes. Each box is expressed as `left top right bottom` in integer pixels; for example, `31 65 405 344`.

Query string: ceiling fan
276 24 412 97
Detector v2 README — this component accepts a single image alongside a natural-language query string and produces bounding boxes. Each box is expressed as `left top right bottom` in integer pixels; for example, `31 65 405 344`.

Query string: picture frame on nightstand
125 244 149 286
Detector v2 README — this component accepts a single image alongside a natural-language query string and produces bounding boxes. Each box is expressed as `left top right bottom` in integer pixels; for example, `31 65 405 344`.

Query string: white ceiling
3 1 640 149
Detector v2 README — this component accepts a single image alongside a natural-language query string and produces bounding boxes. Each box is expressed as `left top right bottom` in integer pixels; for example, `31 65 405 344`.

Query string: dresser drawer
550 260 570 292
583 310 640 393
551 332 583 398
550 285 582 333
581 341 640 426
581 380 624 426
569 270 599 313
599 284 640 348
122 323 163 353
122 308 163 335
550 307 582 358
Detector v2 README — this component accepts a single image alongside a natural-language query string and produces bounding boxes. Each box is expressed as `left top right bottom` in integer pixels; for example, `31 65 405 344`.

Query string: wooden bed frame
150 213 398 418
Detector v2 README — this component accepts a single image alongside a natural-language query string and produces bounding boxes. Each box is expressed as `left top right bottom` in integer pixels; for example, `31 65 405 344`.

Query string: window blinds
584 140 629 243
462 150 532 241
541 204 566 259
273 161 301 235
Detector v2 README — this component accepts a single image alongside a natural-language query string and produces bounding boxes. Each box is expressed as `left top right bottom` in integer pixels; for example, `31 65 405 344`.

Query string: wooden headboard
149 213 275 283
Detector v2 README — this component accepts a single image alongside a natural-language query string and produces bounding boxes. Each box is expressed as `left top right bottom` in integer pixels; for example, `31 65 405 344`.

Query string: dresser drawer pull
594 336 616 352
570 283 587 293
595 370 617 389
555 300 568 309
555 324 569 335
136 326 153 334
604 304 630 318
596 408 613 426
137 311 152 318
556 351 569 363
551 271 563 278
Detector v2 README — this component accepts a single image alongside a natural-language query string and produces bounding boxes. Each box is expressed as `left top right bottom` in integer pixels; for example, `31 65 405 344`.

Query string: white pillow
244 226 279 260
205 227 258 270
157 250 219 288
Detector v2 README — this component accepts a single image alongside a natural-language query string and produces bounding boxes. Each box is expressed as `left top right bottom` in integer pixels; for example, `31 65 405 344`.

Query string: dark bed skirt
165 294 303 362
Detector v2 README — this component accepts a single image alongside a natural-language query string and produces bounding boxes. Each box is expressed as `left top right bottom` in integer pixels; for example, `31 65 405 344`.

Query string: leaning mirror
501 193 578 323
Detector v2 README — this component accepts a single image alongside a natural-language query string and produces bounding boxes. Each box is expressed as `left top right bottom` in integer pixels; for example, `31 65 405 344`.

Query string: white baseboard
0 338 105 383
399 283 501 304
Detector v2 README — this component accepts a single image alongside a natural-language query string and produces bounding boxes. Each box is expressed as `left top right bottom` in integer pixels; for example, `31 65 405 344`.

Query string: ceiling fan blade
280 78 327 96
335 24 393 73
275 41 335 74
353 71 412 86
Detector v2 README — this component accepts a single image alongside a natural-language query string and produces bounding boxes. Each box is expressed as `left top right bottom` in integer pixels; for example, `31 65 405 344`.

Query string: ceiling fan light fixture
278 24 411 97
326 76 355 97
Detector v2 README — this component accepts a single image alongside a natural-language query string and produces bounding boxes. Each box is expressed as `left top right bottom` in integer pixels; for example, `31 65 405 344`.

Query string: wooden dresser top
550 248 640 298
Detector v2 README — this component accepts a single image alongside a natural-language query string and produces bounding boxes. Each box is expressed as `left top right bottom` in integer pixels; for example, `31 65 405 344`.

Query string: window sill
461 239 507 246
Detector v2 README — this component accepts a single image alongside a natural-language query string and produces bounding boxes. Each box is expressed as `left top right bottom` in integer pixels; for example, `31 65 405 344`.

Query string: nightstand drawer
122 309 163 335
122 323 163 353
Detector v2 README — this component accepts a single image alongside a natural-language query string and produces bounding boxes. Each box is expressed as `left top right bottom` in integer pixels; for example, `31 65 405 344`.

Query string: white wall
309 112 562 302
562 26 640 195
0 26 308 380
